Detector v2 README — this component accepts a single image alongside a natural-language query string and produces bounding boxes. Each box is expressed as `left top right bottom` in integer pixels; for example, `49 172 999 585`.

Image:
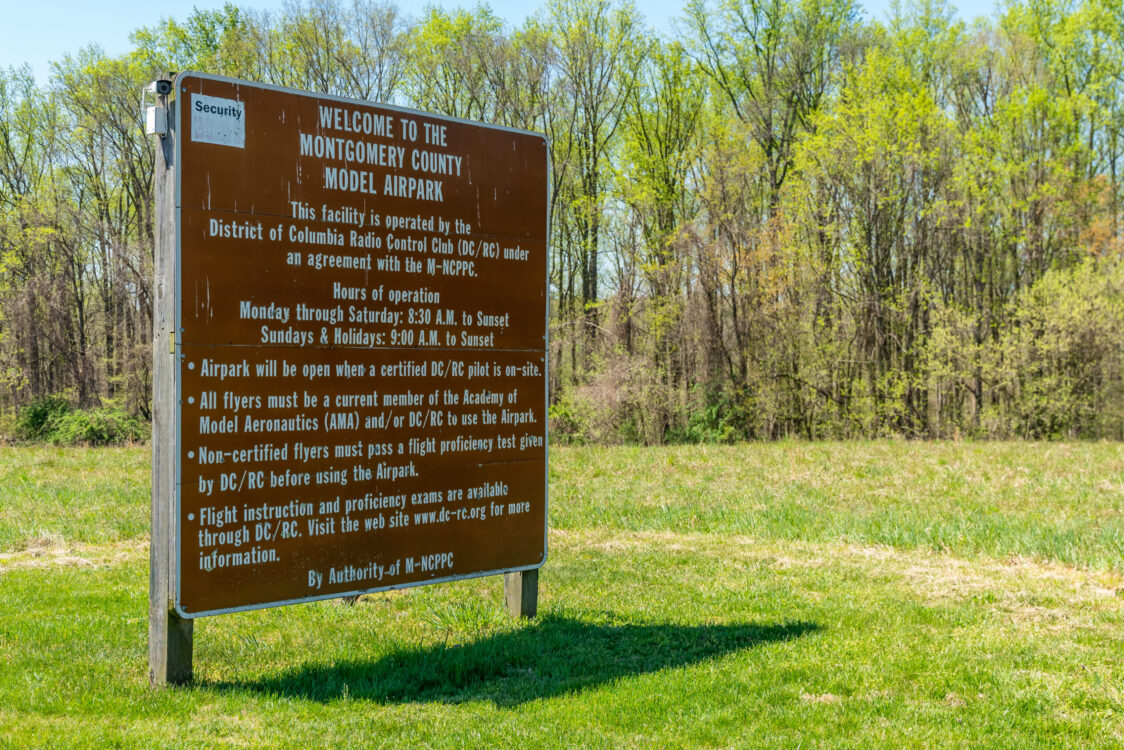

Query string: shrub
548 392 592 445
13 396 149 445
43 407 150 446
997 258 1124 438
923 258 1124 439
666 386 750 444
15 395 72 440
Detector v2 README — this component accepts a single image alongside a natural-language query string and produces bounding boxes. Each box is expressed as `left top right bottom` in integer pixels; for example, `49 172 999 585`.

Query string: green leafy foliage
2 0 1124 443
40 406 150 445
12 395 148 445
14 394 71 439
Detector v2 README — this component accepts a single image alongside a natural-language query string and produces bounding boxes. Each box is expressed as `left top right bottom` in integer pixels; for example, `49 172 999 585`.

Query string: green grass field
1 442 1122 748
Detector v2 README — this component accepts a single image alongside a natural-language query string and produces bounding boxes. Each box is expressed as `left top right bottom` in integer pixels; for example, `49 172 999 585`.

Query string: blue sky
2 0 1000 85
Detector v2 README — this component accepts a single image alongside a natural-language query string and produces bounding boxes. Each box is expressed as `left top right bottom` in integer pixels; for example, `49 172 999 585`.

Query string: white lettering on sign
191 94 245 148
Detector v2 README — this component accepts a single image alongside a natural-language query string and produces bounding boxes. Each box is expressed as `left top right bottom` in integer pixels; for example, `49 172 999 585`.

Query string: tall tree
687 0 856 215
549 0 644 313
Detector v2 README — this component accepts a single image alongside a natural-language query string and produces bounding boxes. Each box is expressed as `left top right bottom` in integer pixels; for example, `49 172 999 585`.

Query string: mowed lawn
1 442 1122 748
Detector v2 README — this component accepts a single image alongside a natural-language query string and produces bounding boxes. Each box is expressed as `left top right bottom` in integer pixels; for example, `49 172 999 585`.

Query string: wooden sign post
149 73 548 685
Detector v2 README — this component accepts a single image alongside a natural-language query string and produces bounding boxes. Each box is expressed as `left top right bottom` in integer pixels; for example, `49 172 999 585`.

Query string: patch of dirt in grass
944 692 966 707
800 692 842 704
18 532 67 550
557 528 708 555
550 528 1124 630
900 553 1124 624
0 538 147 570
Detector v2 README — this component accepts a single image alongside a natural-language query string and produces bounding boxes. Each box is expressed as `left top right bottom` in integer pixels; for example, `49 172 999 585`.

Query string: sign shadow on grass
206 615 819 707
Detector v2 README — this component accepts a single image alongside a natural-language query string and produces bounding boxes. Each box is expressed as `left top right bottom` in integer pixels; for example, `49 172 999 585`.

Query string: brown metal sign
169 73 548 617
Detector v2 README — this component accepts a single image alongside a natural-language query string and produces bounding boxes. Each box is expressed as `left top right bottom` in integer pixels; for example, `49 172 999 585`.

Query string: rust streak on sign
171 73 548 617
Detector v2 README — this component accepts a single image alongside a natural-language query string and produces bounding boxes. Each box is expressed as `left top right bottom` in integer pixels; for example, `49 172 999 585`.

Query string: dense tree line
0 0 1121 441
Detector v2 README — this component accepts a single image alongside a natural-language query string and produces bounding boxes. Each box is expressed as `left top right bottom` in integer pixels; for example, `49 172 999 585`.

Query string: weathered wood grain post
149 79 194 685
504 569 538 618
